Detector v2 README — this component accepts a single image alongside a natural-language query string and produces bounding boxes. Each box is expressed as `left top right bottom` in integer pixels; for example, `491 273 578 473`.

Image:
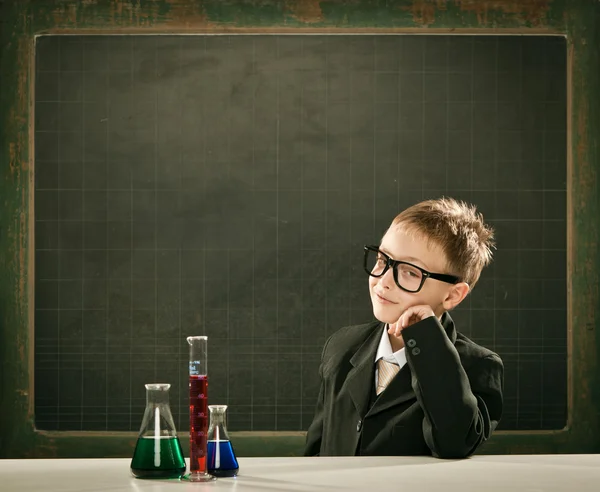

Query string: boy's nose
378 266 396 289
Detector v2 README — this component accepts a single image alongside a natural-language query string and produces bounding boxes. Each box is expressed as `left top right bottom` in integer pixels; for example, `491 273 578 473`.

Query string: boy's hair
390 197 495 288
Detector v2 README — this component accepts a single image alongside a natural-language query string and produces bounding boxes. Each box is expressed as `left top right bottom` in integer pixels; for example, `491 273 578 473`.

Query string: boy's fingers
390 305 430 336
400 308 413 328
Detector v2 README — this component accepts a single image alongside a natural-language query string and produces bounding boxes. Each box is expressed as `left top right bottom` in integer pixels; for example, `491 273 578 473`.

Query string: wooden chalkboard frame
0 0 598 458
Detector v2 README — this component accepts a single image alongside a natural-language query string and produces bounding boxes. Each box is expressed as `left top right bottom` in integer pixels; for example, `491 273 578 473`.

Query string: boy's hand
388 305 435 337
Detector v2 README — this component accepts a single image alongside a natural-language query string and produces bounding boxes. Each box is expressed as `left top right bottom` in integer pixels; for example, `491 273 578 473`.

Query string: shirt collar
375 324 405 366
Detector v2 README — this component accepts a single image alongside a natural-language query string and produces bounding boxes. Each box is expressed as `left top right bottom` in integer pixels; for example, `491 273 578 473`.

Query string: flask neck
147 389 170 406
208 405 231 440
145 383 171 406
138 383 178 438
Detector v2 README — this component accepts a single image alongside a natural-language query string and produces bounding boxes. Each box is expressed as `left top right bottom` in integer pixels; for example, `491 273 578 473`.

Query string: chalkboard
34 34 567 433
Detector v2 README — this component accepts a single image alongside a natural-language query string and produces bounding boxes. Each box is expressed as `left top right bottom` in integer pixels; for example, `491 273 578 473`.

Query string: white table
2 455 599 491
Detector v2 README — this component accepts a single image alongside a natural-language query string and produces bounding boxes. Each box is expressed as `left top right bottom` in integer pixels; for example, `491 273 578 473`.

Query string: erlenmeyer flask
130 383 186 479
207 405 239 477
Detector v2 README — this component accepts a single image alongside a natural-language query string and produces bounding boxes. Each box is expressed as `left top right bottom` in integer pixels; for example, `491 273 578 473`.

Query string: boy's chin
372 305 402 325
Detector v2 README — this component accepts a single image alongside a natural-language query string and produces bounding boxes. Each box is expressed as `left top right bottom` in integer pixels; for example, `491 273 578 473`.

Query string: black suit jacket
304 313 503 459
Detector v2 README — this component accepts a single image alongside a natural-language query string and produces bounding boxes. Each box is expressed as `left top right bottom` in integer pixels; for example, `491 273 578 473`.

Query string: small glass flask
207 405 239 477
130 383 186 479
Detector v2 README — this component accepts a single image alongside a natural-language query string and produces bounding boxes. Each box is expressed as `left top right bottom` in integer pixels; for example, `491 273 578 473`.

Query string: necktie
376 358 400 395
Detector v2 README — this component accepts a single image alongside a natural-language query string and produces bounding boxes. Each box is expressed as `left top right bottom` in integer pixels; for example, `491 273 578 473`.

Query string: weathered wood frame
0 0 598 458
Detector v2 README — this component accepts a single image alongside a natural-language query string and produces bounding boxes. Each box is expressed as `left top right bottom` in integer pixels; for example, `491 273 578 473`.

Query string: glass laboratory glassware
207 405 239 477
130 383 186 479
187 336 216 482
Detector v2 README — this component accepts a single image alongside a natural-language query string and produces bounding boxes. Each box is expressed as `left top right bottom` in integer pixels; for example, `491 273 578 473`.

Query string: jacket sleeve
401 317 504 459
303 337 332 456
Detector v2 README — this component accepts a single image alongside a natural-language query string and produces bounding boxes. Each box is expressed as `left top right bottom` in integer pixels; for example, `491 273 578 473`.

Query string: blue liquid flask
207 405 239 477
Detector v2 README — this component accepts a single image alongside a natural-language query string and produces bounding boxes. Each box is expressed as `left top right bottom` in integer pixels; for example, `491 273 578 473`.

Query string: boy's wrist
387 304 436 337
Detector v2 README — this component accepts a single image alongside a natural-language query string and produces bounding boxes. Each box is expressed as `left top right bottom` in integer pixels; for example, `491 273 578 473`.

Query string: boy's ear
442 282 470 311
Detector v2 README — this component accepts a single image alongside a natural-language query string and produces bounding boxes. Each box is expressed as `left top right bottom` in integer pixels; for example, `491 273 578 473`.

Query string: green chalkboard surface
33 34 567 433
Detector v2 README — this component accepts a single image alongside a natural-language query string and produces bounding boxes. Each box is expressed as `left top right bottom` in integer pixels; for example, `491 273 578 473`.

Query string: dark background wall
33 34 567 433
0 0 6 68
2 0 598 460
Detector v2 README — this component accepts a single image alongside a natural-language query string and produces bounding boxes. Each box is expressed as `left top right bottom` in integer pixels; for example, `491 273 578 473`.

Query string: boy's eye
400 267 421 279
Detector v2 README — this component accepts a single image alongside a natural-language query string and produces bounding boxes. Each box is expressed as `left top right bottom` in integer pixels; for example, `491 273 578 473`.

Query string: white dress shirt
374 324 407 387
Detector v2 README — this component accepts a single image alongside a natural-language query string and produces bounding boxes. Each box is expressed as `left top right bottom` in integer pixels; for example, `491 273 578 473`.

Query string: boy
304 197 503 459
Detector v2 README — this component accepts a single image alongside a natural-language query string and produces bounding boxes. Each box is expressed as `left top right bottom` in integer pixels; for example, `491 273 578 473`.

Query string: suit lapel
366 313 457 418
345 323 382 418
441 312 457 344
366 363 415 418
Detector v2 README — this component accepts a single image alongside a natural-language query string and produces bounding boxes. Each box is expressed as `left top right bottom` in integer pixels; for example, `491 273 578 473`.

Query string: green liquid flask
130 383 186 479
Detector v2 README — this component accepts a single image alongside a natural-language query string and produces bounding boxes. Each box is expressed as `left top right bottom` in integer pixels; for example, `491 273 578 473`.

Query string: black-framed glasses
363 245 461 293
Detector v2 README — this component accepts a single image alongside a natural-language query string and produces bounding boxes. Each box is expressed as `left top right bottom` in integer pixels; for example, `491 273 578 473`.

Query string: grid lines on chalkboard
34 34 567 433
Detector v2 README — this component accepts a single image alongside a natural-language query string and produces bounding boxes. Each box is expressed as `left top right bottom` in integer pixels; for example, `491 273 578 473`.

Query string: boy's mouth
374 292 398 304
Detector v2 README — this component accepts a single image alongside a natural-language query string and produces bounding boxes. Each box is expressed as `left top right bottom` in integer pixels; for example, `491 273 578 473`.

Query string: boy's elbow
432 445 476 460
425 422 487 459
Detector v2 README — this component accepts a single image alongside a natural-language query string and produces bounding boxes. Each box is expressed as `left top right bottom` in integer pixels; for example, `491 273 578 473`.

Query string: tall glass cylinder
187 336 216 482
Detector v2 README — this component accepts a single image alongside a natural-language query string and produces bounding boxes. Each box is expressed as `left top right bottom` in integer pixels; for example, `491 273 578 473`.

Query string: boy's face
368 226 465 324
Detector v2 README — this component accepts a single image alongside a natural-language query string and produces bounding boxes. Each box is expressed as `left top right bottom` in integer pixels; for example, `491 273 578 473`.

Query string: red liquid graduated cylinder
189 375 209 474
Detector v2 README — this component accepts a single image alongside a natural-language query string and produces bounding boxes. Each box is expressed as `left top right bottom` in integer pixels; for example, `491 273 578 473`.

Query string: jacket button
407 339 416 348
356 419 362 432
412 347 421 356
